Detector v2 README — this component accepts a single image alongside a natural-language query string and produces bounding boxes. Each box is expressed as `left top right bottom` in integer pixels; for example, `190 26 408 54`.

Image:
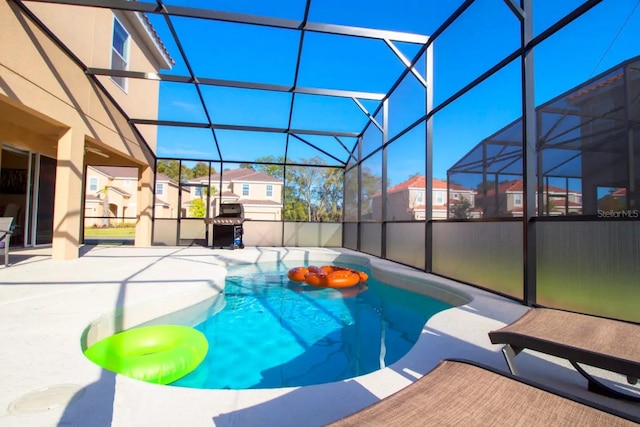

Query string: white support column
52 128 84 260
135 165 154 246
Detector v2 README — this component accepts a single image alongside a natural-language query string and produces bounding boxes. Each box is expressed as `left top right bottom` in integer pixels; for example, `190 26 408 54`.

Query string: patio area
0 246 637 427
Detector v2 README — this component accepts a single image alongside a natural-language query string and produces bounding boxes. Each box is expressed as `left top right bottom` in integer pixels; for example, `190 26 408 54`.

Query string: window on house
156 183 164 196
111 17 130 91
195 187 202 197
514 193 522 206
266 184 273 197
453 193 460 199
89 177 98 192
242 184 249 196
415 191 423 204
436 191 444 205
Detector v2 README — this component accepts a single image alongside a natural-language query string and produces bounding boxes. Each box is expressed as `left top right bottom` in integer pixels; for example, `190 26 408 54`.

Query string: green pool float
84 325 208 385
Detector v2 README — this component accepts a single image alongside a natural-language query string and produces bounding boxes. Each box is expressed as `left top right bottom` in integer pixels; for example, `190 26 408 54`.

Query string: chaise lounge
489 308 640 402
0 216 14 267
327 359 640 426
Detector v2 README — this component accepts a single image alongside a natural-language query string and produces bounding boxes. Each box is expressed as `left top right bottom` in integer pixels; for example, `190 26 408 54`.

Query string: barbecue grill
205 203 245 249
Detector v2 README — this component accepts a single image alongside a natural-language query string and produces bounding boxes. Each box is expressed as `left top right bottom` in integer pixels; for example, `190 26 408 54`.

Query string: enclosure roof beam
129 119 360 138
290 134 346 166
86 68 386 100
26 0 429 43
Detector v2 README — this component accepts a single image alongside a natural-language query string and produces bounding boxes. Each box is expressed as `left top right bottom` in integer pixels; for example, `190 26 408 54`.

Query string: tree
543 197 554 215
282 157 346 222
343 168 359 221
192 162 211 178
253 156 285 180
156 160 193 182
189 198 206 218
251 156 312 221
360 166 382 219
284 200 307 221
289 158 325 221
450 198 472 219
98 185 110 227
157 160 180 181
203 185 218 197
314 167 343 221
477 180 496 194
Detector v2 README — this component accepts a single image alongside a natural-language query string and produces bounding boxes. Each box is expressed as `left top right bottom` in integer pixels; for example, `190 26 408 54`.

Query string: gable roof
89 166 138 179
373 176 475 198
566 72 623 102
192 168 282 184
108 186 132 197
155 173 180 187
138 13 175 67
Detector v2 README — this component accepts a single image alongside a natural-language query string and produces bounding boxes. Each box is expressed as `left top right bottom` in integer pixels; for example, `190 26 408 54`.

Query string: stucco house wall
187 169 284 221
0 2 171 258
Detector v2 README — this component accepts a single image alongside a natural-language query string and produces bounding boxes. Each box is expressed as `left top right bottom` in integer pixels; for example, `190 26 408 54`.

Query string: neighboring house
564 70 638 214
371 176 478 220
475 179 582 217
85 166 137 226
85 166 188 224
449 57 639 218
597 187 628 213
187 168 284 220
1 2 173 257
154 174 190 219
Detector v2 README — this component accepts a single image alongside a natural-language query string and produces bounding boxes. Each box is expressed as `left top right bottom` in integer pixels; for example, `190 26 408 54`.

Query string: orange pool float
288 265 368 289
287 266 309 282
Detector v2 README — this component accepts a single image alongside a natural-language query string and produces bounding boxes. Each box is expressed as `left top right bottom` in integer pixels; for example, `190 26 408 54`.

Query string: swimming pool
170 261 452 390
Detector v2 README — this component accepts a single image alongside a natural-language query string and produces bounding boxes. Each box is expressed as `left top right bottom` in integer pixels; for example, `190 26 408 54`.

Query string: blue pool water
171 262 452 390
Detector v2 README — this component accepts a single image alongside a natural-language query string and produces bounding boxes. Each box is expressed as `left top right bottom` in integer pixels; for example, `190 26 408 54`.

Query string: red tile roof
566 72 623 102
373 176 474 198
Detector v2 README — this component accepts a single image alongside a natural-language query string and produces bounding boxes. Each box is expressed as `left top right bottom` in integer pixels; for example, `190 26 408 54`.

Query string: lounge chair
327 359 639 426
489 308 640 402
0 216 14 267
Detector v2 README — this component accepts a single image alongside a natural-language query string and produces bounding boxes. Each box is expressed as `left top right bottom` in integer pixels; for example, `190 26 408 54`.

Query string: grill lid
218 203 244 218
204 202 245 225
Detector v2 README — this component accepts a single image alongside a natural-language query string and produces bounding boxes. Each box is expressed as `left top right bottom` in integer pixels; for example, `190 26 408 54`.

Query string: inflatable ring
287 266 309 282
320 265 368 283
305 271 361 288
292 265 369 289
84 325 208 385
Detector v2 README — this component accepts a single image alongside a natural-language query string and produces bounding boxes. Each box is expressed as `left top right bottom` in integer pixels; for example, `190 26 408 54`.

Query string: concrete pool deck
0 246 637 426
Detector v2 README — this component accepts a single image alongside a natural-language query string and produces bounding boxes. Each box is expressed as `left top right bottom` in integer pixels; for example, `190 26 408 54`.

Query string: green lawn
84 227 135 238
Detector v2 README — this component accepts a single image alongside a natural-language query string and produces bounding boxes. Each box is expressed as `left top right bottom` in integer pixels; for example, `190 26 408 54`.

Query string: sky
139 0 640 186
